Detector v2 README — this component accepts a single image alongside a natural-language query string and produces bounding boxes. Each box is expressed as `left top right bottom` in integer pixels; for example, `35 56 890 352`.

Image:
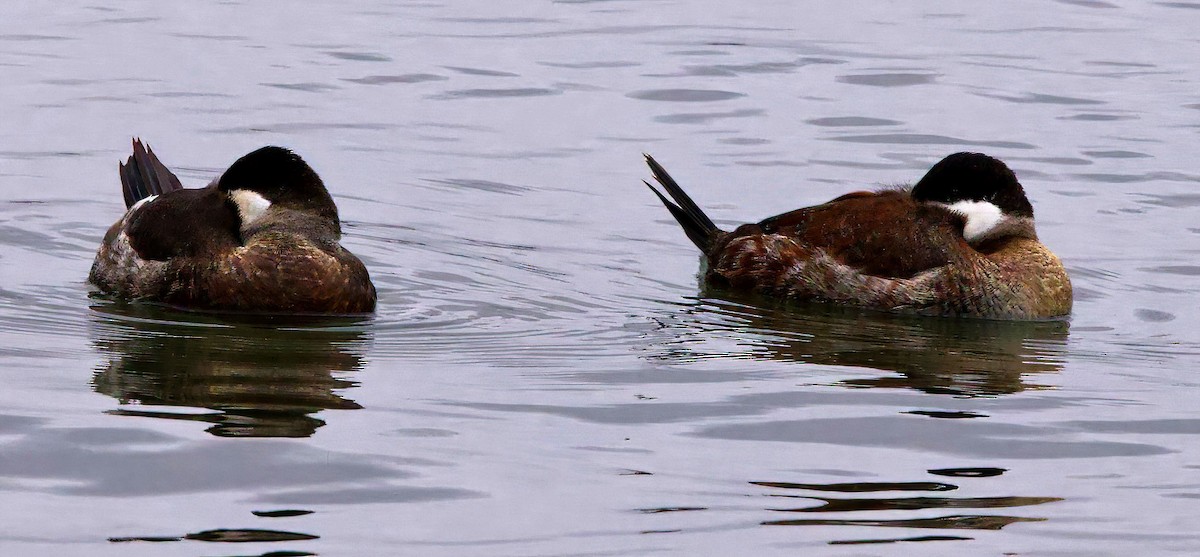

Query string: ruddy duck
643 152 1072 319
89 139 376 313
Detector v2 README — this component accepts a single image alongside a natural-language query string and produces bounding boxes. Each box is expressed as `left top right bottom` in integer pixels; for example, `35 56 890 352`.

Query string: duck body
89 140 376 314
644 152 1071 320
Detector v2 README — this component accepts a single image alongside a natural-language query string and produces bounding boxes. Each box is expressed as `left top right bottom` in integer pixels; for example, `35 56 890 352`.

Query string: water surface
1 1 1199 555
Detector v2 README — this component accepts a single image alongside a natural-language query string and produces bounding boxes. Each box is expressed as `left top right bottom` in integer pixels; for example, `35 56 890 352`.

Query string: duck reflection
656 293 1069 396
89 303 371 438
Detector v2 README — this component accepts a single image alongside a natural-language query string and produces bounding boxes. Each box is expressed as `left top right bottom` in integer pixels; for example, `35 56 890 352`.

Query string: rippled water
2 2 1200 555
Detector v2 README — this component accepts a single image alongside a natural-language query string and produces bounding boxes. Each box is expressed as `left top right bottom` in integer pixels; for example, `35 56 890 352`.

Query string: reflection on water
110 527 318 544
655 293 1070 396
89 303 371 438
766 514 1043 530
928 467 1007 478
753 477 1059 545
752 481 958 492
109 507 319 553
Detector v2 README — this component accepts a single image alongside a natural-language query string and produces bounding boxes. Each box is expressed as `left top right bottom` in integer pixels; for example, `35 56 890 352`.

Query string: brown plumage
89 139 376 314
644 153 1072 320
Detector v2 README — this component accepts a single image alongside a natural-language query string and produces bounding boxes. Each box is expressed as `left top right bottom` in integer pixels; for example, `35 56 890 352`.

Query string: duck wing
122 184 241 261
716 190 966 281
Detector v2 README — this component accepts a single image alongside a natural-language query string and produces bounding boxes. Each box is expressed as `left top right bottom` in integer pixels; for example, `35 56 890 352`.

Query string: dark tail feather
643 154 720 251
120 138 184 208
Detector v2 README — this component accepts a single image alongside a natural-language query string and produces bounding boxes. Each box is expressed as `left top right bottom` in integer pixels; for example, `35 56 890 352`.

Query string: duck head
217 146 340 233
911 152 1037 245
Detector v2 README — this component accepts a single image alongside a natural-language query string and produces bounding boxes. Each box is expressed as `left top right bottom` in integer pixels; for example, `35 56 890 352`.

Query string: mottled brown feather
747 190 964 278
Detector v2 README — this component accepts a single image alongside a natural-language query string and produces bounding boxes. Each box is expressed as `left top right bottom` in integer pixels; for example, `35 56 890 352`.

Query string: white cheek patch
944 200 1003 243
229 189 272 226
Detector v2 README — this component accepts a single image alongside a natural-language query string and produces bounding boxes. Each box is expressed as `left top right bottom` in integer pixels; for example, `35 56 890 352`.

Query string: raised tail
643 154 721 252
119 138 184 208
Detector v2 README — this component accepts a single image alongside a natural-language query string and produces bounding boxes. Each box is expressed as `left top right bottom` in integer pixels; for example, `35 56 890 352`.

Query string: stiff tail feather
120 138 184 208
643 154 721 251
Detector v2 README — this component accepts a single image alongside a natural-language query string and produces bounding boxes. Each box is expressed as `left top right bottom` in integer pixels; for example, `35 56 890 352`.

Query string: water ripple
431 87 561 100
837 73 938 87
827 133 1037 149
627 89 746 102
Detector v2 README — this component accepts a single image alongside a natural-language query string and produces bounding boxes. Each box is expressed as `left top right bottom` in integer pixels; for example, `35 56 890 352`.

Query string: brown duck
644 152 1071 319
90 139 376 313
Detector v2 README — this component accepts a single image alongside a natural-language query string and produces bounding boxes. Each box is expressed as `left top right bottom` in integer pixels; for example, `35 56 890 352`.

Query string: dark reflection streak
109 536 181 542
768 495 1062 513
103 408 335 438
252 509 315 518
185 528 318 542
830 535 972 545
88 303 371 438
904 410 988 419
751 481 957 492
637 506 707 514
110 528 318 543
928 467 1007 478
763 514 1044 530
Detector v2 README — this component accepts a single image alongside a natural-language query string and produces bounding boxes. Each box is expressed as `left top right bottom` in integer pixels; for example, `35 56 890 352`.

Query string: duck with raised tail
643 152 1072 319
90 139 376 314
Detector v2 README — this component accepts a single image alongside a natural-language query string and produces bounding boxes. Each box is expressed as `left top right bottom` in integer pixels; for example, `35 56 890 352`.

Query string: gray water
2 1 1199 555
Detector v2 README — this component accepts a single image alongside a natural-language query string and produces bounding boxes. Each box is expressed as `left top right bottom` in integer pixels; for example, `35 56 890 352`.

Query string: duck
643 152 1072 319
89 139 376 314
